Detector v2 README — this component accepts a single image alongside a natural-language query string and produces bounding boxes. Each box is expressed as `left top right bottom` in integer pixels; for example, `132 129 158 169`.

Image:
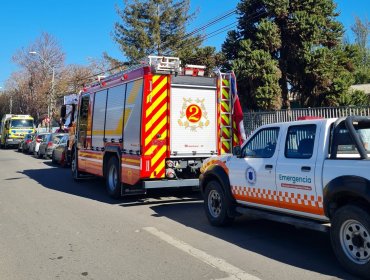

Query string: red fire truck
63 56 240 197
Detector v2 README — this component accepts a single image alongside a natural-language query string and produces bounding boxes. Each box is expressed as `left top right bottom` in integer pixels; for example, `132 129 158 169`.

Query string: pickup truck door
275 123 324 216
228 127 280 209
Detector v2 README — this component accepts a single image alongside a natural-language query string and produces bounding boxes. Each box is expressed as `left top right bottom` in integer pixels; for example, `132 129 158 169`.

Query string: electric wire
72 9 266 87
162 10 266 56
75 9 239 85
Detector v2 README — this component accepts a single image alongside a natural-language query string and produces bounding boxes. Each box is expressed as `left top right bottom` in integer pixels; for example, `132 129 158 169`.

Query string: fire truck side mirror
71 104 76 123
61 105 66 119
233 146 241 156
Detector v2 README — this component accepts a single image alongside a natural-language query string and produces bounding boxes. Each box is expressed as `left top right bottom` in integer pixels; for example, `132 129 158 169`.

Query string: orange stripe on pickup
231 186 324 216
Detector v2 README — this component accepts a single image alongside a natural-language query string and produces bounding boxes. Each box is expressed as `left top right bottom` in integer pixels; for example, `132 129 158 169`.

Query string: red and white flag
230 72 246 145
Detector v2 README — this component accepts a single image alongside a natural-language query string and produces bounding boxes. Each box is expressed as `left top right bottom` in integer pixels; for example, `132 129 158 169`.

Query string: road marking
143 227 261 280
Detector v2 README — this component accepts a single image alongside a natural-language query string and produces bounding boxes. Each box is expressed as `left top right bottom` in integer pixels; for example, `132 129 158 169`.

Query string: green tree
113 0 201 63
233 40 282 110
351 16 370 84
223 0 350 110
338 89 370 106
181 46 226 77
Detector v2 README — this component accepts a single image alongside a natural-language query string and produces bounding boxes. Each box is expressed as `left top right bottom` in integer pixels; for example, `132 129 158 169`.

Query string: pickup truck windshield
10 119 33 128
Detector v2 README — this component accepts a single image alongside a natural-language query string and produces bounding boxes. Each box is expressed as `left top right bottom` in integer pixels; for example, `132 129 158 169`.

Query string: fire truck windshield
10 119 34 128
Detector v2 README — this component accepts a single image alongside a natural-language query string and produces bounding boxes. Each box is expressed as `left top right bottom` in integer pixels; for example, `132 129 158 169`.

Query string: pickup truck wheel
106 157 121 199
204 180 234 226
331 205 370 279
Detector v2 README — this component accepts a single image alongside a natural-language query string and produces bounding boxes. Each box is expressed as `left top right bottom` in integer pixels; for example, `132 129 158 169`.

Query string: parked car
52 134 69 167
38 133 66 159
29 133 49 156
17 134 34 153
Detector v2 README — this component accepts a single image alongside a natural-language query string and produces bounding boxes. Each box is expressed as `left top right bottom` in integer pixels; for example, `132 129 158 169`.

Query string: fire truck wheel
331 204 370 279
106 156 121 199
51 151 57 164
71 150 82 181
204 180 234 227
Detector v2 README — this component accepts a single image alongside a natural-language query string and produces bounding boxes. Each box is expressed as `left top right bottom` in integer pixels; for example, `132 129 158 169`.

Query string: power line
163 10 266 56
182 9 236 40
76 9 239 85
159 9 237 54
74 10 266 86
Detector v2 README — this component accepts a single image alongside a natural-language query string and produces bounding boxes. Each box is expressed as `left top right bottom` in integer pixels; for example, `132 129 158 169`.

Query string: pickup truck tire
330 204 370 279
106 156 121 199
204 180 234 226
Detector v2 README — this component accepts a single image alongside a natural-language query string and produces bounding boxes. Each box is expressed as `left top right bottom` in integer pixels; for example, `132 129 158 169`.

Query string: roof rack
84 63 148 90
83 56 181 90
147 56 181 74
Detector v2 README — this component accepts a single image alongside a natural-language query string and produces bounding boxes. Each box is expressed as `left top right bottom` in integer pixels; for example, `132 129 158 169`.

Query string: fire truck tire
204 180 234 227
52 151 57 164
330 204 370 279
71 150 82 181
106 156 122 199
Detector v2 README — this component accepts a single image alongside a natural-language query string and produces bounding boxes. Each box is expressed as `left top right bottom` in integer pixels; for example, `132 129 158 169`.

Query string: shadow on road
20 161 358 279
150 202 359 280
20 164 201 206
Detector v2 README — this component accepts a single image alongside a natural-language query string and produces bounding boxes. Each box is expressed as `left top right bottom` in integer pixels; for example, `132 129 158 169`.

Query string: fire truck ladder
218 72 233 154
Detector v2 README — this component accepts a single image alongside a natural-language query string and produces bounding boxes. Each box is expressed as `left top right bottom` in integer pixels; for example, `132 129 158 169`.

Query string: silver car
38 133 67 159
29 133 49 156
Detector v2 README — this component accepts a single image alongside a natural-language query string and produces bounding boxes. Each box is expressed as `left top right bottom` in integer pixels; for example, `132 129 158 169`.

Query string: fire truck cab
68 56 237 198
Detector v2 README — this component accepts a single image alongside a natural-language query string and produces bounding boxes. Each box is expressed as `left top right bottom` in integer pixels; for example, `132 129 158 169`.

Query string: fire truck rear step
143 179 199 189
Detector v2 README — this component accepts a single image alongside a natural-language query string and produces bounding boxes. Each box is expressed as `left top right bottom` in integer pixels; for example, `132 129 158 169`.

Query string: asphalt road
0 149 359 280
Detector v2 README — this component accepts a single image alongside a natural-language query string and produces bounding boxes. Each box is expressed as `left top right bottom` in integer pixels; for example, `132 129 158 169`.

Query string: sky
0 0 369 89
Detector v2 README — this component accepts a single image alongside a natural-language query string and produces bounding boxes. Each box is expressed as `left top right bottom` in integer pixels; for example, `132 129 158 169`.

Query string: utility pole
9 95 12 114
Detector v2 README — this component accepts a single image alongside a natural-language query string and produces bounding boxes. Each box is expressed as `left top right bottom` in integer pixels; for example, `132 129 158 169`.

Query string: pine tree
223 0 350 109
181 46 226 77
351 16 370 84
113 0 201 63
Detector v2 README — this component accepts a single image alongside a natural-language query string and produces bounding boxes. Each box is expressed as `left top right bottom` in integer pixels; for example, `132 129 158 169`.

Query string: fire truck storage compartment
90 79 143 153
104 84 126 144
170 75 217 157
123 79 143 154
92 89 108 149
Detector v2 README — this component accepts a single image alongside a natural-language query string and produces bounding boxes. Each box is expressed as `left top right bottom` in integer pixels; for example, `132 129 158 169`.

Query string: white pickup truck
200 116 370 278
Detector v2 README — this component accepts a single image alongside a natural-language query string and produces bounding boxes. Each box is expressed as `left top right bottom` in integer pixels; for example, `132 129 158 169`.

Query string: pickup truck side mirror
233 146 241 156
60 105 66 119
